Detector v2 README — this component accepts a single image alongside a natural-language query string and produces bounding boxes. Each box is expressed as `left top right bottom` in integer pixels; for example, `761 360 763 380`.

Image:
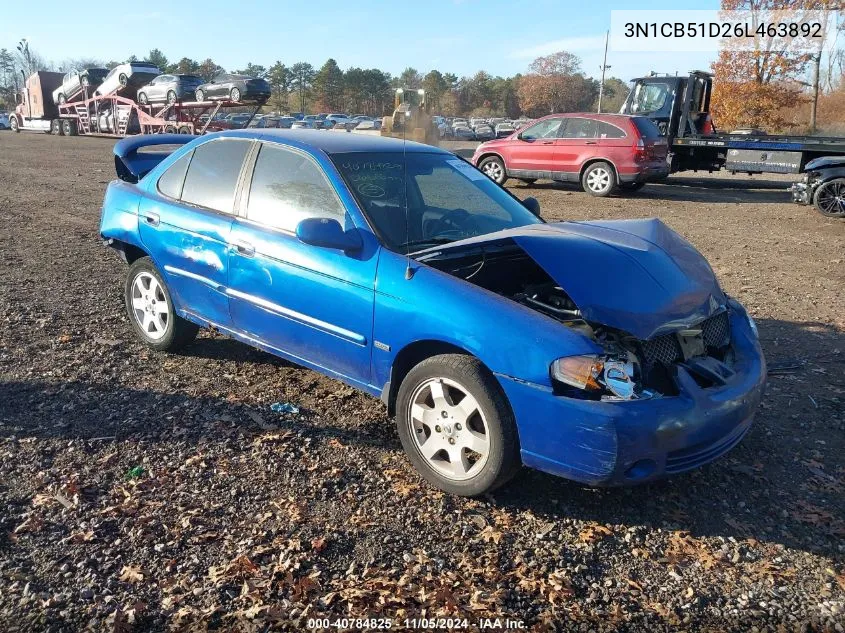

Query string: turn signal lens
551 355 604 391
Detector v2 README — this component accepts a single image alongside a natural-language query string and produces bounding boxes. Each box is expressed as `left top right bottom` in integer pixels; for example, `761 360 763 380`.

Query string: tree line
0 40 629 118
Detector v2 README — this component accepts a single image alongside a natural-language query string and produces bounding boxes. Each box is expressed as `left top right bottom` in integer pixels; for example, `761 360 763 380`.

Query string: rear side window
596 121 627 139
632 116 664 139
560 118 597 139
157 150 193 199
181 139 251 213
246 143 346 232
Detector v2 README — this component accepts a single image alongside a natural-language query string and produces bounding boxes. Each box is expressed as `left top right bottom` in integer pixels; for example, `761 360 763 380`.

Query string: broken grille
642 311 731 365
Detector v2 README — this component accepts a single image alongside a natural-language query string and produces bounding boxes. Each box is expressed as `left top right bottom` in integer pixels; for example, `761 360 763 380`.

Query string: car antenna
403 109 415 280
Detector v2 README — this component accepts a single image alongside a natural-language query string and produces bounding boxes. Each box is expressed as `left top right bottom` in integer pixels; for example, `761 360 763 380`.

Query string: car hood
418 218 725 340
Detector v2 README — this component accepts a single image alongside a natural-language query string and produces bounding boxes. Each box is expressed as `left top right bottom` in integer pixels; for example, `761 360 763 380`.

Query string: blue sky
3 0 718 80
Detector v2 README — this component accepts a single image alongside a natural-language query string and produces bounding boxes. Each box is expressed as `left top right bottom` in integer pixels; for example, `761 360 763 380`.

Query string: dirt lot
0 131 844 632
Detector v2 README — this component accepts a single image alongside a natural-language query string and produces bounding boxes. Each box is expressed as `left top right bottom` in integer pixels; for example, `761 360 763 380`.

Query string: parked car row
434 115 532 141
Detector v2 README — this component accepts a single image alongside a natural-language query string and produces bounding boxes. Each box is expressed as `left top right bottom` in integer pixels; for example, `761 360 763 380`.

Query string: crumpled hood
420 218 725 340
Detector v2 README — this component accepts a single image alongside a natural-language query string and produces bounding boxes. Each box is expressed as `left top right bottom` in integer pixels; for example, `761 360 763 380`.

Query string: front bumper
497 307 766 486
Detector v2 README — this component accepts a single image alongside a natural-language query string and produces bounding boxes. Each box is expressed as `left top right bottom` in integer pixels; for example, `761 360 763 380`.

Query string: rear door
552 117 598 179
138 138 253 328
504 117 563 176
227 141 377 384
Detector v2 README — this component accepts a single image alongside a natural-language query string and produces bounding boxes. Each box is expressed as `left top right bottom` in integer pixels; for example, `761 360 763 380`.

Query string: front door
227 141 377 385
505 117 563 176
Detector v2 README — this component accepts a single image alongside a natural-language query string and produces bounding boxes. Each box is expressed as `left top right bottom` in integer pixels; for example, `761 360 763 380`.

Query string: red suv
471 113 669 197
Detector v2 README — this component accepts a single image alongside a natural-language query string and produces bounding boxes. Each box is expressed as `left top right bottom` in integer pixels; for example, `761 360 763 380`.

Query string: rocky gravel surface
0 132 844 632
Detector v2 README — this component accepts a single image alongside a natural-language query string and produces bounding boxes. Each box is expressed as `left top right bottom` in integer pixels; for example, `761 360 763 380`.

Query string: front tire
138 92 148 105
61 119 77 136
395 354 521 496
581 161 616 197
10 116 19 133
118 73 128 87
57 94 66 104
195 89 205 102
167 90 177 104
813 178 845 218
124 258 198 352
230 87 241 102
478 156 507 185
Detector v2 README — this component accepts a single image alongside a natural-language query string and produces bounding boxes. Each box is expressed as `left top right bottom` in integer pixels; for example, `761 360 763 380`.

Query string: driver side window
246 143 346 232
520 118 563 140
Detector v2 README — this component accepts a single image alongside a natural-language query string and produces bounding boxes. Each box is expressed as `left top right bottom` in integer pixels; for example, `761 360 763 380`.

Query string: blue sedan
100 130 766 496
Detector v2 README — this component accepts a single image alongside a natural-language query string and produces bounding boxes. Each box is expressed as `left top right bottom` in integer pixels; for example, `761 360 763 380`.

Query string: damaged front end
416 218 766 485
418 218 749 403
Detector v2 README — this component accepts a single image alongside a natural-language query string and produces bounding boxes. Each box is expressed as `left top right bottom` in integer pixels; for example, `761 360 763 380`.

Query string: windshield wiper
401 237 455 251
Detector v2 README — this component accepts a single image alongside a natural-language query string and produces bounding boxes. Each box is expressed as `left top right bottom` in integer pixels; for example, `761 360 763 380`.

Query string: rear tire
478 156 507 185
61 119 77 136
813 178 845 218
10 116 19 133
50 119 62 135
164 124 177 134
118 73 128 87
57 94 66 104
395 354 521 497
167 90 177 104
178 126 192 135
581 161 616 197
124 257 199 352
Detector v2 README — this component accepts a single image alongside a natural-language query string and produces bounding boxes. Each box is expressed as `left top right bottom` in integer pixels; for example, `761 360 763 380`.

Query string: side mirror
522 196 541 217
296 217 362 253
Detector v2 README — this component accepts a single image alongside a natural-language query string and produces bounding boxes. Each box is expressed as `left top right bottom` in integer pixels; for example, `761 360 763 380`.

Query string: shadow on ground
1 317 842 561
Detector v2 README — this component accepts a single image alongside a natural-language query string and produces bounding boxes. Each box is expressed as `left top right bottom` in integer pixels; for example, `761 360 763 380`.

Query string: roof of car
214 129 449 154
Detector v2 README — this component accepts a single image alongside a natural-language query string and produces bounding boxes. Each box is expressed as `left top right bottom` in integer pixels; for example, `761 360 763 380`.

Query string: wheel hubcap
482 161 503 181
131 272 169 340
587 167 611 192
408 377 490 481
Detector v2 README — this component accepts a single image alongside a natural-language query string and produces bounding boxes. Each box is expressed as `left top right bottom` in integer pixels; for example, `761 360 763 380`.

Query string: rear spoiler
113 134 196 183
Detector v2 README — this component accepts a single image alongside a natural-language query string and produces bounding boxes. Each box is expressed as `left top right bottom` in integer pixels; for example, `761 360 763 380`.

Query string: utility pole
597 30 610 113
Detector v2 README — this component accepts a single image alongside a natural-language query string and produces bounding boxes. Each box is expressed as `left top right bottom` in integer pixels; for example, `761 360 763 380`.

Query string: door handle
541 140 554 145
143 212 160 226
230 240 255 257
585 141 597 145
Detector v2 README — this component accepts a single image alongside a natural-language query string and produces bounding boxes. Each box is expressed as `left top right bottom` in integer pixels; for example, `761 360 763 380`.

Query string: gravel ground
0 131 844 632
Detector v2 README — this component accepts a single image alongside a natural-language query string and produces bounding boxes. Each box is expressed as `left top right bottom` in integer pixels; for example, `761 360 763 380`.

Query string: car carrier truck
10 70 261 137
620 71 845 175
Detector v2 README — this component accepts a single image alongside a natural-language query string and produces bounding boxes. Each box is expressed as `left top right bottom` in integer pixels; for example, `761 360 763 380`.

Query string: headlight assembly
551 353 643 401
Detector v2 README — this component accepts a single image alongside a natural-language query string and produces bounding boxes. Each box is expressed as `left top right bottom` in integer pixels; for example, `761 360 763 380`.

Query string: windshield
627 81 673 115
331 152 543 253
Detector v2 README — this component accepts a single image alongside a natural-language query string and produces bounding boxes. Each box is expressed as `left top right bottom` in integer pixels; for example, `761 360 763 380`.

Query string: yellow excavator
381 87 438 146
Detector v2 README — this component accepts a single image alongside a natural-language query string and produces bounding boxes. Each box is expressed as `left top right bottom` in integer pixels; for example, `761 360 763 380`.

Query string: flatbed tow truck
11 70 260 138
621 71 845 175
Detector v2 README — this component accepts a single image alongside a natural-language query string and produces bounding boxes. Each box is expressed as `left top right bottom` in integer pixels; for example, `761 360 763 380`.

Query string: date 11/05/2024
307 617 527 630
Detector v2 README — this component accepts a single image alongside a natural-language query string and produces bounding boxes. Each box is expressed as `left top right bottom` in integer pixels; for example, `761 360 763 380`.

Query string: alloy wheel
408 377 490 481
586 167 611 193
231 87 241 102
815 180 845 217
130 272 169 340
482 161 504 182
